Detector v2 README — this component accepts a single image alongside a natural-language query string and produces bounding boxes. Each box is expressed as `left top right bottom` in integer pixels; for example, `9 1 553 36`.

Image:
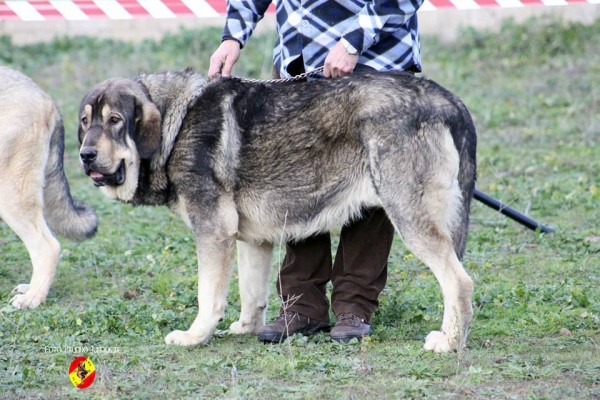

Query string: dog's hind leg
382 201 473 353
1 197 61 309
371 126 474 353
398 226 473 353
0 126 61 309
230 241 273 334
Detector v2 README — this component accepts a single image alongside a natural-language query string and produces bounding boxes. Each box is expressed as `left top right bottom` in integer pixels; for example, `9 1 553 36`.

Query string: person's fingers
221 53 239 77
332 66 341 78
339 64 353 76
324 42 357 78
208 40 241 78
208 57 224 78
327 65 339 78
328 63 352 78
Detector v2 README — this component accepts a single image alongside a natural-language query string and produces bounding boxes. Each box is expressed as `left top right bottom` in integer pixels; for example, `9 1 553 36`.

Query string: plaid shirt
223 0 423 78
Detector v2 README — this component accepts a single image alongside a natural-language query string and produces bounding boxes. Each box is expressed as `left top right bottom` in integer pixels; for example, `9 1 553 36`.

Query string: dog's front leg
164 233 236 346
230 241 273 334
165 201 238 346
7 212 61 309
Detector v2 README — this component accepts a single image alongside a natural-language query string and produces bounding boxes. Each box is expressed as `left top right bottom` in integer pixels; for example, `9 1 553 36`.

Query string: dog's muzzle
81 158 126 187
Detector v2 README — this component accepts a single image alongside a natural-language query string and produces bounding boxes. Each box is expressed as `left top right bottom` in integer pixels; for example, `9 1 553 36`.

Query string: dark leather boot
330 313 371 343
257 311 330 343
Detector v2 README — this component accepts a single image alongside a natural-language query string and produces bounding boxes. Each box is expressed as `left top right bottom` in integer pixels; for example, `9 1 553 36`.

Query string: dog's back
0 66 97 308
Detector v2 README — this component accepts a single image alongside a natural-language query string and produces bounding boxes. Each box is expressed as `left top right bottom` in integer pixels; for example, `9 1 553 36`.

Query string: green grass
1 16 599 399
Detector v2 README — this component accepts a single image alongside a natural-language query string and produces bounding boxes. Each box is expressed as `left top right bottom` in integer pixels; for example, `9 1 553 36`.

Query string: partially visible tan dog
0 66 98 309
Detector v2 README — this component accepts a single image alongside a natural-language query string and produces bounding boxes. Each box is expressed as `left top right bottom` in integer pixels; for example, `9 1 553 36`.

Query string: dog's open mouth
86 161 125 187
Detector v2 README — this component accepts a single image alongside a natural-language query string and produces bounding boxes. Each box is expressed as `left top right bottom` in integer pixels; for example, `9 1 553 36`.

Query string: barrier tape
0 0 597 21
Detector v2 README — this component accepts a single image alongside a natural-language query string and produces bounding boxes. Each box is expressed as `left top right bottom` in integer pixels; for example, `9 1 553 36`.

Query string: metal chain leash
237 66 324 84
192 67 323 104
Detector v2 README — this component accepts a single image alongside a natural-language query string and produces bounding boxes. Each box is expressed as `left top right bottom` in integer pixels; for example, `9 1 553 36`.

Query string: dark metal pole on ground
473 188 555 233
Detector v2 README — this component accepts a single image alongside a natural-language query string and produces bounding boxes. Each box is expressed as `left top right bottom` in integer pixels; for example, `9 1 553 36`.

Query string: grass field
1 17 599 399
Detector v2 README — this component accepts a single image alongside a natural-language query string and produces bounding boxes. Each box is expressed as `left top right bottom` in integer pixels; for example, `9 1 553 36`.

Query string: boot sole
330 334 367 344
258 324 330 344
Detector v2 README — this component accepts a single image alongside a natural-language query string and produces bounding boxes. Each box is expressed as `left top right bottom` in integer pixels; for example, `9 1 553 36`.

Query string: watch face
345 45 357 55
342 39 358 55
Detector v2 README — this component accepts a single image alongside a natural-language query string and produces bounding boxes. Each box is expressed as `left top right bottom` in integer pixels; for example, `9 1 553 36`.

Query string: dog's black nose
80 149 97 164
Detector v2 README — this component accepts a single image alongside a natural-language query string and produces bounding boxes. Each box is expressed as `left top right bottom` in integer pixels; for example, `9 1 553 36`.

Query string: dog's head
78 78 161 201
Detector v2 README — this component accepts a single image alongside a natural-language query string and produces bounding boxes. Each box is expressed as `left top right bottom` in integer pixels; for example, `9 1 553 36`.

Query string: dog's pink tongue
90 171 103 179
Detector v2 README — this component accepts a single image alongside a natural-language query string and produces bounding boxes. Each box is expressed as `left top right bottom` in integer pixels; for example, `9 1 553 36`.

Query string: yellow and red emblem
68 356 96 389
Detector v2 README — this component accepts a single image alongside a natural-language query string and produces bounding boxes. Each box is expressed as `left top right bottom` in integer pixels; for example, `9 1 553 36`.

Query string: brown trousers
274 59 395 324
278 208 395 323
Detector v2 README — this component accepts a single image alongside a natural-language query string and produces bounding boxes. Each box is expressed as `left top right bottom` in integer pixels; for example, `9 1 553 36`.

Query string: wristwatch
340 38 358 56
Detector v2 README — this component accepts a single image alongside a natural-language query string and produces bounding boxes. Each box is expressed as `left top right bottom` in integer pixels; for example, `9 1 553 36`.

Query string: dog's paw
229 320 259 334
12 284 31 295
423 331 454 353
10 292 44 309
164 330 208 346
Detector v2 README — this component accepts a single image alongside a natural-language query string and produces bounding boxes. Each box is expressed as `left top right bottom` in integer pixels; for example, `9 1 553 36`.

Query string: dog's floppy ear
134 98 162 159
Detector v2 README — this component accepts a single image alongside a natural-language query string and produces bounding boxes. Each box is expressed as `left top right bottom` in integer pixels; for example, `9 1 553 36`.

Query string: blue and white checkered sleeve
223 0 272 48
342 0 424 54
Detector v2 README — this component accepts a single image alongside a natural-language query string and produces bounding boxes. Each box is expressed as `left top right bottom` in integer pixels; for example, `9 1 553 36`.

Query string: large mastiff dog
78 69 476 352
0 67 98 309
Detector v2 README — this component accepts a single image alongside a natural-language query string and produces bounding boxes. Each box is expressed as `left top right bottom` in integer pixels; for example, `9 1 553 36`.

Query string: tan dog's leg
0 148 60 308
3 207 61 309
230 241 273 334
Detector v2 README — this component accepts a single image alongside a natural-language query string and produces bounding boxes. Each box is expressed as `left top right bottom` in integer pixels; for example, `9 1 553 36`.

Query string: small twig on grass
230 363 238 387
453 305 467 377
277 211 297 377
0 309 18 327
589 336 599 351
355 337 373 376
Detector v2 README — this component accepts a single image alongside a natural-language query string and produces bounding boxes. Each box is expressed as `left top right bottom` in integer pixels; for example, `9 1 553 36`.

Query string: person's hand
323 41 358 78
208 40 241 79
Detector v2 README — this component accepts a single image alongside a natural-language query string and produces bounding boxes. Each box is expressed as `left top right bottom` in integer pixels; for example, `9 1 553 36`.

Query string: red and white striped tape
0 0 597 21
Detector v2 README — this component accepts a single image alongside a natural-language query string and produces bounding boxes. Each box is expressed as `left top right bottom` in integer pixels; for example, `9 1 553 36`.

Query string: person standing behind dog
209 0 423 343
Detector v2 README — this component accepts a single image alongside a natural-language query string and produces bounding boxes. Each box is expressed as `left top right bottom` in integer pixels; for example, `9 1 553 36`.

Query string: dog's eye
81 116 88 125
110 116 121 124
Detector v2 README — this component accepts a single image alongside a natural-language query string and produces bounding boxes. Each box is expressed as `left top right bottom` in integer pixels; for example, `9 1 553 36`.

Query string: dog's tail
449 98 477 260
43 107 98 241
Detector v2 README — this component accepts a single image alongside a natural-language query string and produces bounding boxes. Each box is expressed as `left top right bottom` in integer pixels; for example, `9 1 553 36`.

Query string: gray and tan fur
78 68 477 352
0 67 98 309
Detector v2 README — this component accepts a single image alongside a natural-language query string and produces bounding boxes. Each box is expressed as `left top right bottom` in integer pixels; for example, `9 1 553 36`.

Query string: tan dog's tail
43 107 98 241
